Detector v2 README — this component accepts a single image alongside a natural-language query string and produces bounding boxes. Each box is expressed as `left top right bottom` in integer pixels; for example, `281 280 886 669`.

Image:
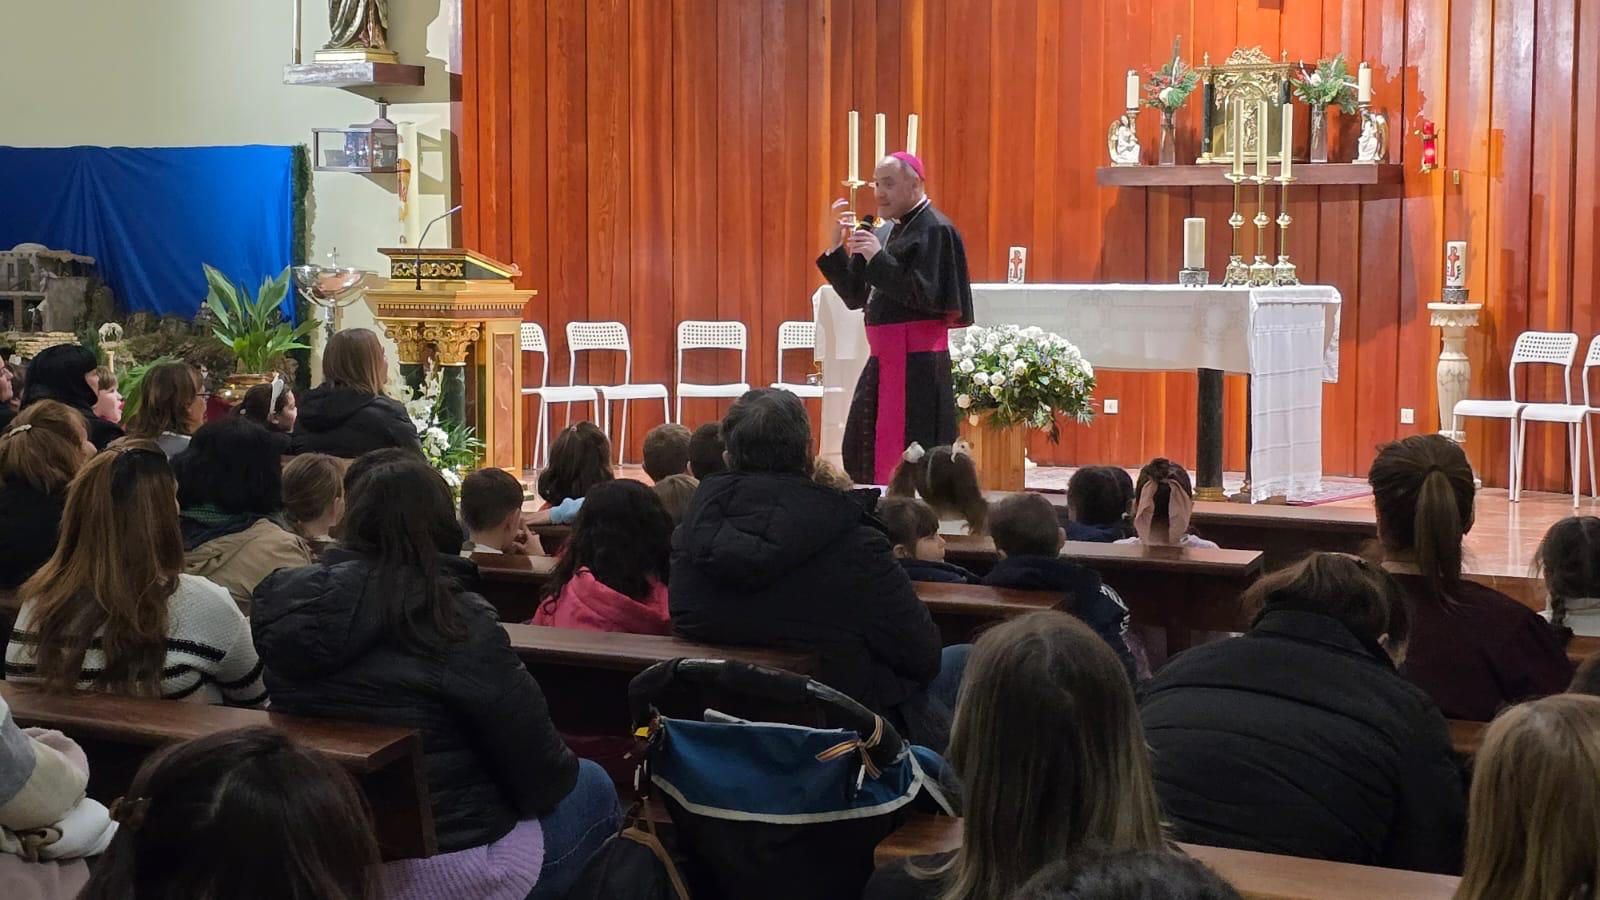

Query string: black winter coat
1140 609 1465 874
982 555 1136 680
0 478 64 590
287 384 422 458
669 471 944 740
251 548 578 853
898 557 979 585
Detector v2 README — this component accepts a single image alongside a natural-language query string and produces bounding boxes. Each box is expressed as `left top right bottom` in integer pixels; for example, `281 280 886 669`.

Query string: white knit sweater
5 574 267 707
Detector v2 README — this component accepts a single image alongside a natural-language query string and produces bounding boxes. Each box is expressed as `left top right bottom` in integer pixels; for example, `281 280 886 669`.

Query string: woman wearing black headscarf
22 344 124 450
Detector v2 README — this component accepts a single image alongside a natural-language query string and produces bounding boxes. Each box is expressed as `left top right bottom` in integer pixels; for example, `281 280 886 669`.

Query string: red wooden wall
461 0 1600 490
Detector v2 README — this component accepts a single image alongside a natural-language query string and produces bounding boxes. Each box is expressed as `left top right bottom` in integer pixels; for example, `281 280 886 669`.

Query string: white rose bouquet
403 365 485 492
949 324 1096 442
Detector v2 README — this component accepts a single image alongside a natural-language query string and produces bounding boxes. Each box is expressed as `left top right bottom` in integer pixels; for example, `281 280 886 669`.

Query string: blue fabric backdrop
0 145 295 319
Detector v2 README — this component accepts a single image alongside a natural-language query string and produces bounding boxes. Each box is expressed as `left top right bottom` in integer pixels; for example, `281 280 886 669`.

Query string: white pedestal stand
1429 302 1482 441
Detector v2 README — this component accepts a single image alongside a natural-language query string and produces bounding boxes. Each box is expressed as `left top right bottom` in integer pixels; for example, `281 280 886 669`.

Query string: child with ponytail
1113 458 1217 550
886 441 989 536
1535 516 1600 640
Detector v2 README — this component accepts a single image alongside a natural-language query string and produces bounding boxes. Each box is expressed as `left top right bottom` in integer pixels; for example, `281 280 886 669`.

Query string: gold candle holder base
1223 256 1251 286
1274 255 1299 285
1249 256 1275 286
1194 486 1228 502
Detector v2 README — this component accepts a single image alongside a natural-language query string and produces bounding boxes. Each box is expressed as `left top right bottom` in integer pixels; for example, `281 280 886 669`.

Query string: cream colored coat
184 518 313 610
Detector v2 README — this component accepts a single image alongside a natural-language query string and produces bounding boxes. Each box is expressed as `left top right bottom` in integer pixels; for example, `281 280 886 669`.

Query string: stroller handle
628 657 907 771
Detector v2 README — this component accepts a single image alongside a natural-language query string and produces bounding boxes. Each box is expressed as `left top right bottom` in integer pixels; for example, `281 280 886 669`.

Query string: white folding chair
771 320 823 399
675 320 751 423
1453 331 1579 501
566 321 669 465
1517 334 1600 507
519 323 600 469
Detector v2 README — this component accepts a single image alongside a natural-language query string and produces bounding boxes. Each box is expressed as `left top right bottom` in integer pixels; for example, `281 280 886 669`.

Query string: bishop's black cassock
816 198 975 485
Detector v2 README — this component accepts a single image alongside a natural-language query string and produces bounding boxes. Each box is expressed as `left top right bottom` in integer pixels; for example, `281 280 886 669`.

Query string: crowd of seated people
7 334 1600 900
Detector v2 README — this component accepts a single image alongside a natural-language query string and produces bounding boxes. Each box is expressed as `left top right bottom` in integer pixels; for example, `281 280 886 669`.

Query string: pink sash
866 321 950 483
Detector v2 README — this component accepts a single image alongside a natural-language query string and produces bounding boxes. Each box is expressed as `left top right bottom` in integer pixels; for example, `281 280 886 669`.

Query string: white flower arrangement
949 323 1096 441
402 365 485 493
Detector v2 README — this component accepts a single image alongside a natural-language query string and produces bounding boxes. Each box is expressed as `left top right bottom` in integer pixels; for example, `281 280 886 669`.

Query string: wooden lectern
367 248 534 472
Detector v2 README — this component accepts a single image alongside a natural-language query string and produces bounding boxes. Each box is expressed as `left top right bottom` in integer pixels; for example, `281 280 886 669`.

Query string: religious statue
1107 113 1141 166
1355 108 1388 164
327 0 389 52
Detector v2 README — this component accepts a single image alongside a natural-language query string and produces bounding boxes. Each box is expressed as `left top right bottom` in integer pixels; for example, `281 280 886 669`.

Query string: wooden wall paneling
545 0 588 394
1526 0 1579 491
759 0 812 430
670 0 720 431
461 0 480 252
511 0 550 428
1486 0 1537 485
630 0 674 442
586 0 630 334
1574 0 1600 361
1316 0 1365 474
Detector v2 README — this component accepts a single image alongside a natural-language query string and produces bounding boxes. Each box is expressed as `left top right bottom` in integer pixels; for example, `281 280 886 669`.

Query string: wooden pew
503 623 818 736
0 682 434 860
875 815 1459 899
943 537 1264 653
1570 634 1600 667
471 552 558 622
913 582 1059 644
1447 719 1485 759
1187 501 1377 570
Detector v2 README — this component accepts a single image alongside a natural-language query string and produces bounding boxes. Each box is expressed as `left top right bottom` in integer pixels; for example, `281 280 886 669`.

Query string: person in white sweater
2 442 265 707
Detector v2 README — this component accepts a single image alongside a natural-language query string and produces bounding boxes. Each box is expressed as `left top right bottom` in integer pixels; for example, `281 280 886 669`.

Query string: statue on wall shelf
1355 108 1388 164
327 0 389 52
1108 113 1141 166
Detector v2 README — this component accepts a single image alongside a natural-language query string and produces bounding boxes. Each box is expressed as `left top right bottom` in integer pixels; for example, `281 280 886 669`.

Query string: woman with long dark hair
252 458 621 899
1369 434 1571 720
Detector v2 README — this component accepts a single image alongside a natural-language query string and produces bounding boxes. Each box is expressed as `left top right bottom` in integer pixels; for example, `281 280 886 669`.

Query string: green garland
289 143 314 392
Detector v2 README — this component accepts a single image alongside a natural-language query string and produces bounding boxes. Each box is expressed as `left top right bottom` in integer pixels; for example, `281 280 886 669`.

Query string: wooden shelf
1096 163 1403 187
283 62 425 88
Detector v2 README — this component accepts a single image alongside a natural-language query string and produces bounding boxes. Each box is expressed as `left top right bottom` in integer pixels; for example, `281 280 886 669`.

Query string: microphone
415 205 464 290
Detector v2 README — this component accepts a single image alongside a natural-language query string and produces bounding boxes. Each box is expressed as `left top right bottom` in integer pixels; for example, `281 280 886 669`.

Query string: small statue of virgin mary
327 0 389 52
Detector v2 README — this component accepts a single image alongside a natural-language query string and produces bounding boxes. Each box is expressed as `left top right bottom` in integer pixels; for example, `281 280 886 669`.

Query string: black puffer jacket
21 344 123 450
287 384 422 458
251 548 577 853
1140 609 1465 874
669 471 943 739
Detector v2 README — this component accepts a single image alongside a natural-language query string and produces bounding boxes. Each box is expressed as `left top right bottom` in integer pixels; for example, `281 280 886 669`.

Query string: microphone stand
414 205 464 290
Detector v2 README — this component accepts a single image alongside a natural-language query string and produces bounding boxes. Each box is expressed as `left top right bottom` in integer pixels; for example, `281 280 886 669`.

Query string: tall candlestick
1256 99 1269 175
1232 99 1245 176
1126 69 1140 109
1357 62 1372 103
906 113 919 156
874 113 886 165
1184 218 1206 270
1280 101 1293 178
847 110 860 182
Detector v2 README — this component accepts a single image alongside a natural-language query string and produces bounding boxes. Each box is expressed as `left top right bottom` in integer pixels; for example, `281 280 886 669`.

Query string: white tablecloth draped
815 282 1342 502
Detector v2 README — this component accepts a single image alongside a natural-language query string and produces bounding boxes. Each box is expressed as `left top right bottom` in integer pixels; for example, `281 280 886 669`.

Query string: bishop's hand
823 199 853 250
846 227 881 262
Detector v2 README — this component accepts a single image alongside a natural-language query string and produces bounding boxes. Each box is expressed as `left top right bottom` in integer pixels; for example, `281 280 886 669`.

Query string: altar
815 282 1341 502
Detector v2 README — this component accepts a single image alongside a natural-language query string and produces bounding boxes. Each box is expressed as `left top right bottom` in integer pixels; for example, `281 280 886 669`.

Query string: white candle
1232 99 1245 176
1445 240 1468 288
847 110 860 182
1184 218 1206 269
1357 62 1372 103
1126 69 1140 110
1281 101 1293 178
906 113 919 156
874 113 886 165
1256 99 1269 175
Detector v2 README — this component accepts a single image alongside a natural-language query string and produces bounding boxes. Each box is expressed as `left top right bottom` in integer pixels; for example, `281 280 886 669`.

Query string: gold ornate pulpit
367 248 534 472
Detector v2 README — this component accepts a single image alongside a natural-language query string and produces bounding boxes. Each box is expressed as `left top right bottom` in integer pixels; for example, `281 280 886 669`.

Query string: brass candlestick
1222 172 1250 286
1274 174 1299 285
1249 173 1274 286
840 178 867 226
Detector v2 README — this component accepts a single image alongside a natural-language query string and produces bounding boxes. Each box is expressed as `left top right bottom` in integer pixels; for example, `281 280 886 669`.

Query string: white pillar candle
847 110 860 181
874 113 886 165
1127 69 1140 109
1232 98 1245 176
1445 240 1468 288
906 113 919 156
1280 101 1293 178
1357 62 1373 103
1256 99 1269 175
1184 218 1206 269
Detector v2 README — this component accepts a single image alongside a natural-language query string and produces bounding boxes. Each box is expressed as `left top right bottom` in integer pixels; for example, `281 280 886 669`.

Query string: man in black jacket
669 389 949 747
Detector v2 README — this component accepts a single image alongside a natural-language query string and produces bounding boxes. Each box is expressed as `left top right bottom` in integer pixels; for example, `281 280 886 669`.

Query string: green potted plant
202 264 319 404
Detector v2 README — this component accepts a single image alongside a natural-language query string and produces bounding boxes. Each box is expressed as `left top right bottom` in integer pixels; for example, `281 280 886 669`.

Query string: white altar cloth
814 282 1342 502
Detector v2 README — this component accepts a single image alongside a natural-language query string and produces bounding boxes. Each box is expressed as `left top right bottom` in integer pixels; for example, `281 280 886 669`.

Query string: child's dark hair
234 380 293 432
460 467 525 533
1133 457 1194 535
887 443 988 533
688 422 726 480
537 421 613 504
542 479 672 603
342 447 416 500
1068 465 1133 529
642 423 692 482
1246 551 1410 651
1014 851 1242 900
79 726 378 900
173 418 284 516
879 496 940 550
989 492 1064 558
1536 516 1600 637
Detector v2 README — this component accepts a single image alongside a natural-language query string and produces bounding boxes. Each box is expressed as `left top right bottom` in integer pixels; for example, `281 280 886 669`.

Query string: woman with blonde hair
1457 694 1600 900
3 441 266 706
862 611 1166 900
123 361 206 458
289 328 421 458
0 401 95 589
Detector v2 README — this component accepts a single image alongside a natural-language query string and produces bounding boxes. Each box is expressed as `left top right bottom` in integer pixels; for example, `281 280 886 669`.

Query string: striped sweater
5 575 267 707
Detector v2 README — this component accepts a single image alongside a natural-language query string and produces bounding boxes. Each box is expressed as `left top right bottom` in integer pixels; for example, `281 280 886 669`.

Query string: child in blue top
879 496 979 584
